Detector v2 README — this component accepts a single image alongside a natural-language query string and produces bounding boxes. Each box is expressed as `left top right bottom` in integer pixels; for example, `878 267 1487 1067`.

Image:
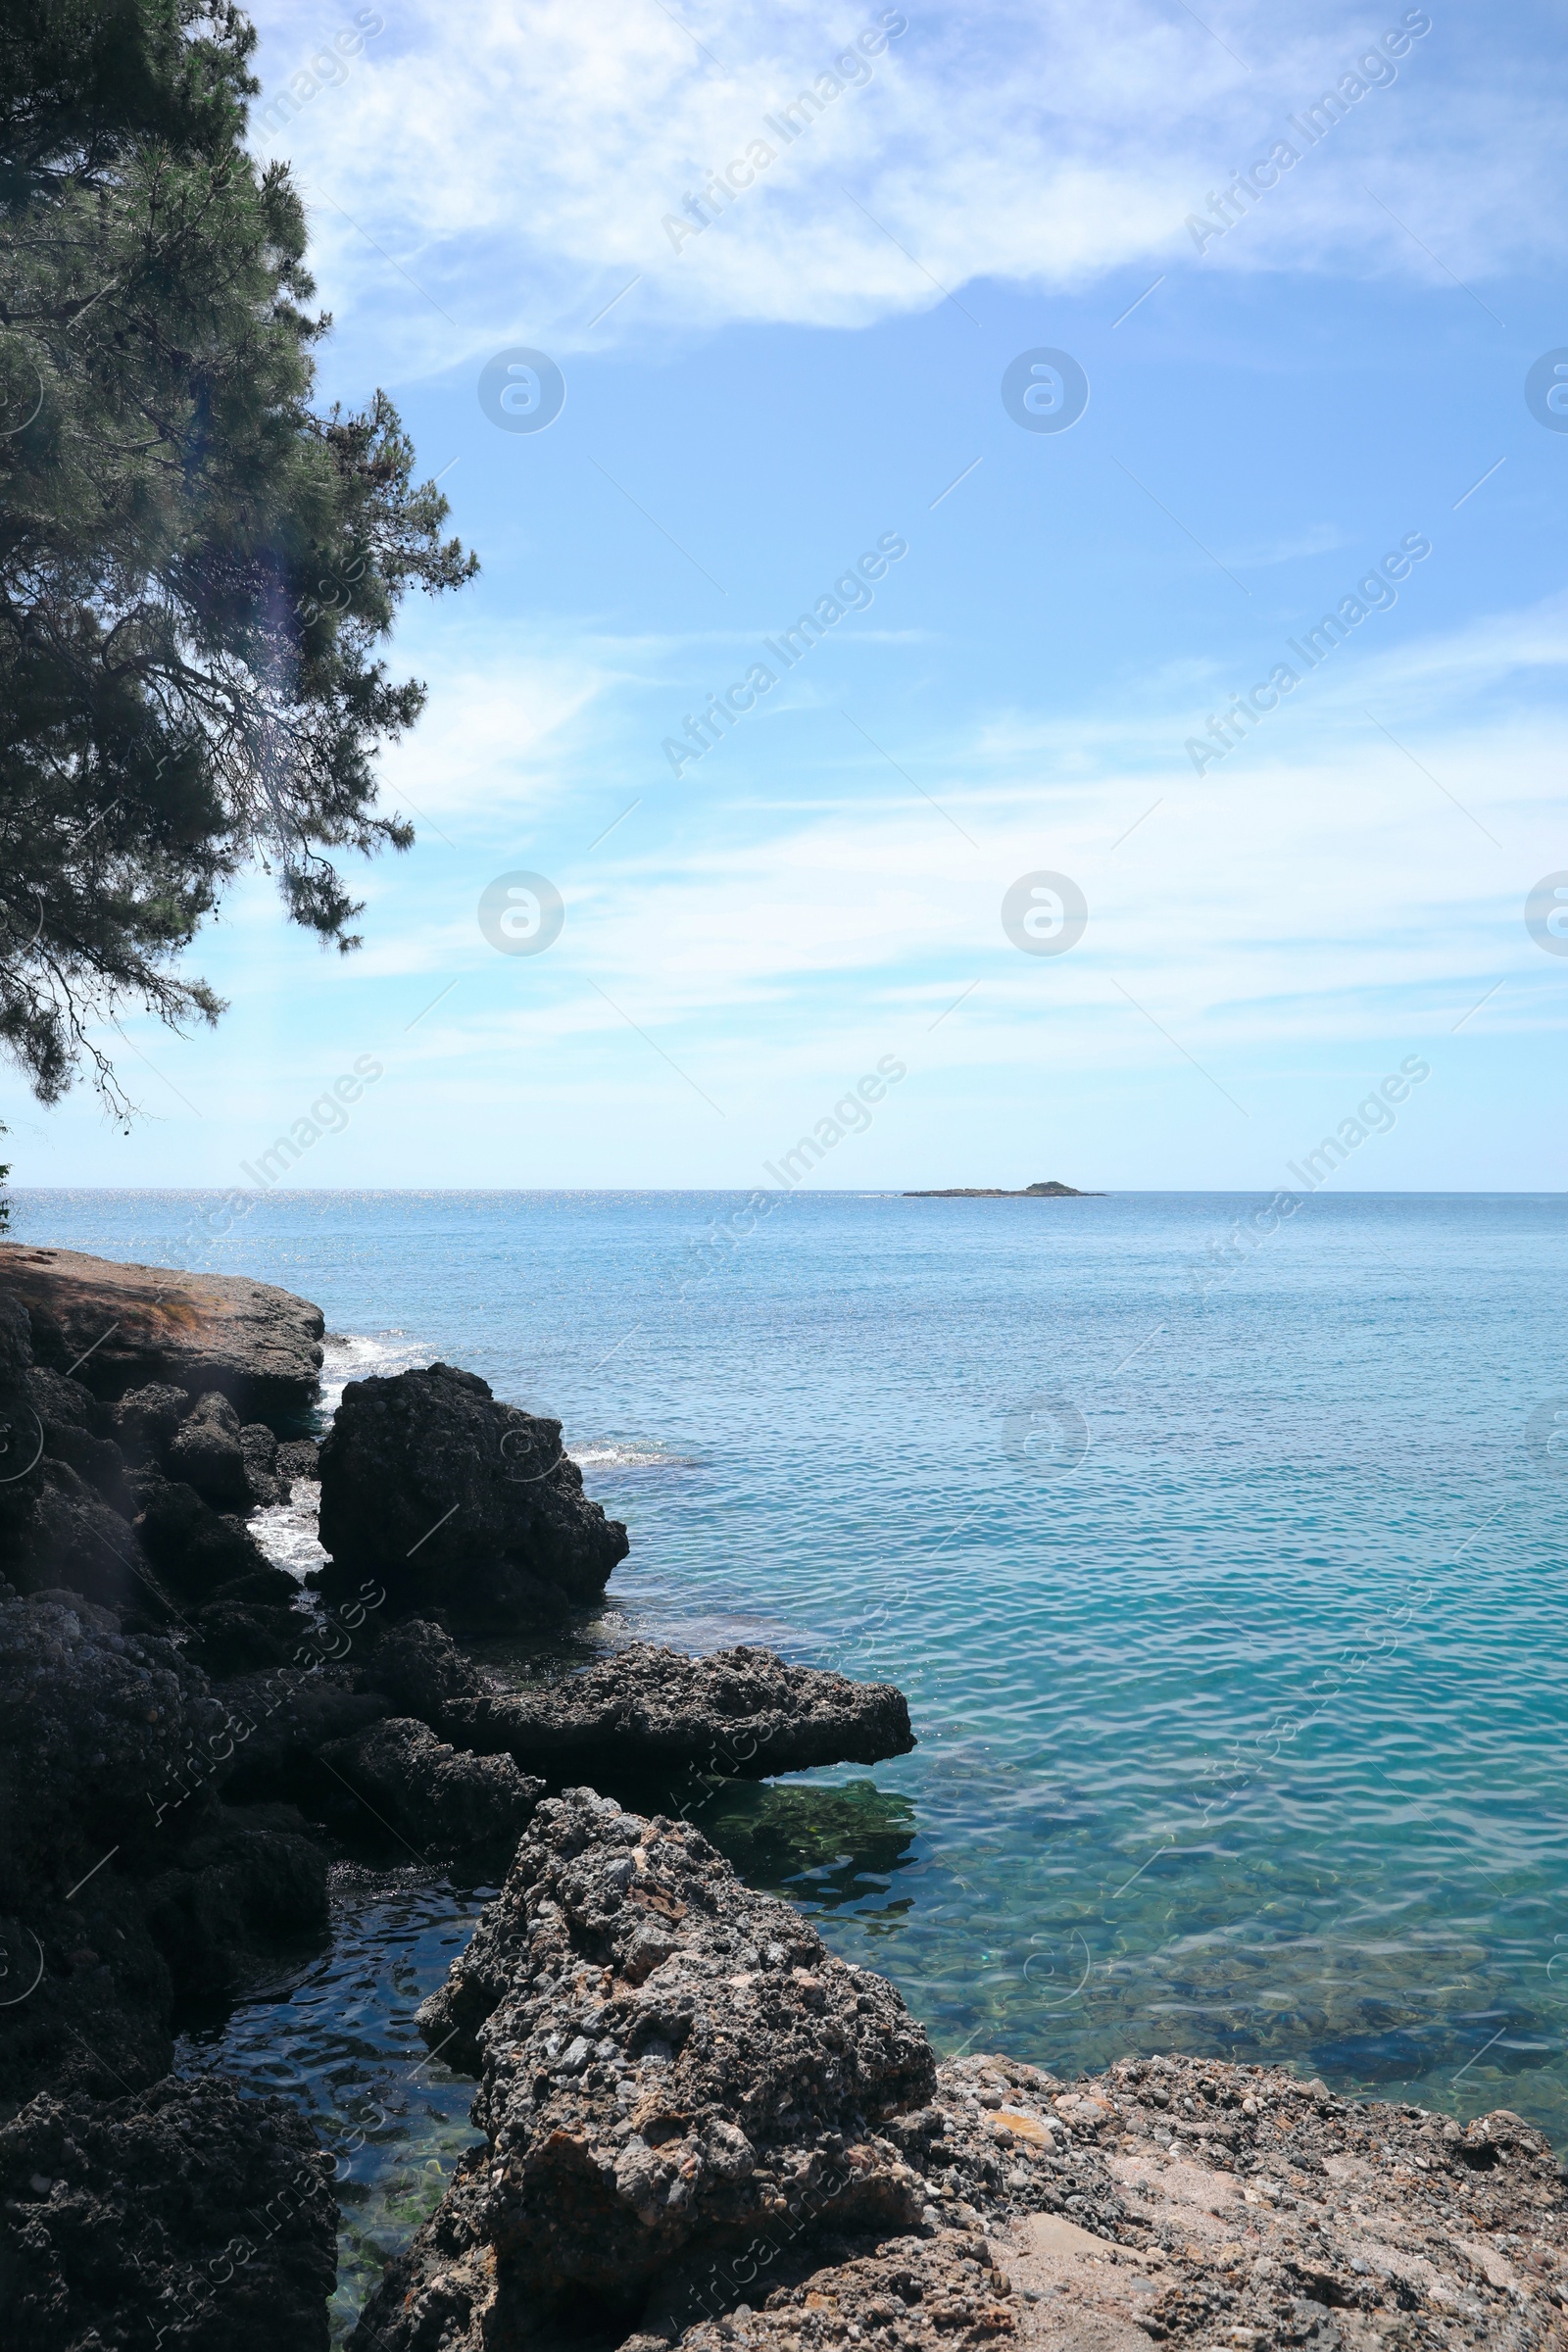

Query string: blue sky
9 0 1568 1191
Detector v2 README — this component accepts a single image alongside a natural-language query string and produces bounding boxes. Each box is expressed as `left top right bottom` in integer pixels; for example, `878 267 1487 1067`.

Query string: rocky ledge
361 1618 916 1790
350 1790 1568 2352
0 1242 324 1414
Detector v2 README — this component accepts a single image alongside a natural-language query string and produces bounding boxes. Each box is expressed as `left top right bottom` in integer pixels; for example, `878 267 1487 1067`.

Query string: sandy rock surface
665 2051 1568 2352
0 1243 324 1413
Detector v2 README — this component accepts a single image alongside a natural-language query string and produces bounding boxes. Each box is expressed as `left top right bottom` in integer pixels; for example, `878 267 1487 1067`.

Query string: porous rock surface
358 1619 916 1786
0 2073 337 2351
0 1595 330 2101
662 2051 1568 2352
318 1364 628 1628
319 1716 545 1853
0 1241 324 1412
455 1642 917 1786
349 1788 937 2346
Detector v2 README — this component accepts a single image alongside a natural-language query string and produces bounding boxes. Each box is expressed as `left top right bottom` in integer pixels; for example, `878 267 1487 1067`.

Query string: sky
8 0 1568 1193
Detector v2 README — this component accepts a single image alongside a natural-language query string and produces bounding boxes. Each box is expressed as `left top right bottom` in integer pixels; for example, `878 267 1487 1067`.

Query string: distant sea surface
12 1187 1568 2324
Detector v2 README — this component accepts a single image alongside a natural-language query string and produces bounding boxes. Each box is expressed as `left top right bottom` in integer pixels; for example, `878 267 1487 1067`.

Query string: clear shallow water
11 1187 1568 2318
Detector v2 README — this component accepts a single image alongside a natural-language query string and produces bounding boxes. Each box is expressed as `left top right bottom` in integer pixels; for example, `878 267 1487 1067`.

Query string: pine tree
0 1 476 1111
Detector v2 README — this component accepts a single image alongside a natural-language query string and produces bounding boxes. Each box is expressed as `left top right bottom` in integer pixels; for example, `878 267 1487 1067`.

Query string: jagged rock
26 1364 132 1509
356 1613 487 1721
350 1788 935 2346
108 1379 193 1465
0 1241 324 1413
0 1599 337 2103
217 1668 390 1807
0 1285 29 1380
168 1389 250 1508
0 1595 226 1905
0 1867 177 2104
668 2228 1019 2352
0 2073 336 2350
240 1419 285 1505
318 1363 627 1629
319 1717 544 1852
183 1565 311 1677
455 1643 915 1786
276 1435 319 1488
141 1803 329 2002
0 1454 162 1613
0 1306 165 1613
355 1622 915 1789
131 1466 270 1596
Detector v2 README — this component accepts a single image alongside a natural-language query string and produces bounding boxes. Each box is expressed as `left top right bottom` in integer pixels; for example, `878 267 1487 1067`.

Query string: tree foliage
0 0 475 1110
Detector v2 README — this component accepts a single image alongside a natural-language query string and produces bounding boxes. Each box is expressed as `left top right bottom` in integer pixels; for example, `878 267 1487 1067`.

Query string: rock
141 1803 330 2002
356 1614 488 1722
0 1866 177 2105
350 1788 935 2347
185 1568 311 1677
0 1595 226 1905
667 2229 1019 2352
0 1285 30 1380
217 1668 390 1807
240 1420 285 1505
0 2073 336 2350
0 1598 335 2104
109 1379 193 1464
0 1454 163 1614
131 1467 270 1596
0 1311 165 1613
444 1642 917 1787
276 1435 319 1489
317 1363 627 1629
167 1389 250 1508
0 1241 324 1413
319 1718 544 1852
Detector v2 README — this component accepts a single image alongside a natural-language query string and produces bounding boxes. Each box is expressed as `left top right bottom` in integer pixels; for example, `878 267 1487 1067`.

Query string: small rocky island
0 1242 1559 2352
902 1180 1102 1198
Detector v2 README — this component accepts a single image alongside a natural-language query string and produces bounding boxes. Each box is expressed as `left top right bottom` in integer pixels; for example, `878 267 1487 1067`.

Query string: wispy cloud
245 0 1563 373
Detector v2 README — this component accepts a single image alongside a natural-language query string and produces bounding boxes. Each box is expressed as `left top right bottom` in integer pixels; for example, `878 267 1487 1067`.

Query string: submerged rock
0 2074 336 2350
319 1717 545 1852
350 1787 936 2347
317 1363 627 1628
447 1642 917 1787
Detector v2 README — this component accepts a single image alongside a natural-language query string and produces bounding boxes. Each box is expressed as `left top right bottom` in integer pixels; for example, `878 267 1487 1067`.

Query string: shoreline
1 1238 1563 2349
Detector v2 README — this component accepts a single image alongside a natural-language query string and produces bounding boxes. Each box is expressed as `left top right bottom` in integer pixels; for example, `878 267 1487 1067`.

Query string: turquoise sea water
11 1187 1568 2326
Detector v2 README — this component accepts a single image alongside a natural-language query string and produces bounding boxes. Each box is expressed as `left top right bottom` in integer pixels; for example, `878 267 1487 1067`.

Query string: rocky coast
0 1242 1562 2352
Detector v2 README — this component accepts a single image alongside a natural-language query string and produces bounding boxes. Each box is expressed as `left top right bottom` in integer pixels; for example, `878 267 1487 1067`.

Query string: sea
10 1186 1568 2333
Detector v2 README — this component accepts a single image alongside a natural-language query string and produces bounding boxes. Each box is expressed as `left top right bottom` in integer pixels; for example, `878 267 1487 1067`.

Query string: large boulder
0 1242 323 1413
443 1642 917 1788
0 2074 337 2350
318 1364 627 1628
350 1788 936 2347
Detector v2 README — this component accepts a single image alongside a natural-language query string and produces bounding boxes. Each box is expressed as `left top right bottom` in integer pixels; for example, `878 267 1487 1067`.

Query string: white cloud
244 0 1560 373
